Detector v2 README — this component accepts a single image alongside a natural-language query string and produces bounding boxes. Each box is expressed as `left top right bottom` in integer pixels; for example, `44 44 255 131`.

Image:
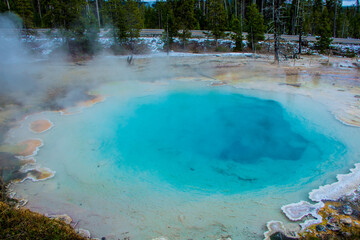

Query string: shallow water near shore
11 80 360 239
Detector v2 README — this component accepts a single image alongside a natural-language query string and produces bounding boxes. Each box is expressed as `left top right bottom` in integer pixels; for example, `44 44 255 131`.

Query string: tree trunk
203 0 205 16
223 0 228 12
95 0 101 28
37 0 42 21
6 0 10 11
298 0 304 56
166 16 169 55
251 26 254 50
242 0 245 25
333 1 337 37
273 0 275 25
274 30 279 64
158 10 161 29
182 31 186 49
274 0 280 64
86 0 90 15
296 0 300 34
228 0 232 13
235 0 237 17
342 13 345 38
299 11 303 55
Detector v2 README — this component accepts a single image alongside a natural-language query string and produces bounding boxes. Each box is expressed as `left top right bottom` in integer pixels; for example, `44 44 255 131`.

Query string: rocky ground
300 194 360 239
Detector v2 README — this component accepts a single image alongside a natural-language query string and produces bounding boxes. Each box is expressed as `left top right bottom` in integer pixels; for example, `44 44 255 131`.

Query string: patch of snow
331 43 360 54
138 37 164 53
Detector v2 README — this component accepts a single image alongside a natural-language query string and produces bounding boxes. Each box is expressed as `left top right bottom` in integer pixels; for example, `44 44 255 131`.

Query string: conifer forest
1 0 359 40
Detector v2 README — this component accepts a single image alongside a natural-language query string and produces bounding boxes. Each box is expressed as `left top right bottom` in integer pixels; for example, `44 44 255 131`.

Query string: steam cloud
0 12 211 118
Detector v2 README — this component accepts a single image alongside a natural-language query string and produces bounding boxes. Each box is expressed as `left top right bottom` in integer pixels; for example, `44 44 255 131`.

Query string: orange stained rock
78 95 104 108
29 168 54 180
17 139 42 157
30 119 53 133
300 201 360 239
20 158 36 165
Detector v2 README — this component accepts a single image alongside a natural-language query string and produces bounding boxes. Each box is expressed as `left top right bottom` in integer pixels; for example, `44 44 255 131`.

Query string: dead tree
5 0 10 11
333 0 338 38
37 0 42 22
95 0 101 28
274 0 280 64
127 55 133 65
298 0 304 56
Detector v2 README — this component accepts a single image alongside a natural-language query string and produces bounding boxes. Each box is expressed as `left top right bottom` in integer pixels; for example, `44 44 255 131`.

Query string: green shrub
0 202 85 240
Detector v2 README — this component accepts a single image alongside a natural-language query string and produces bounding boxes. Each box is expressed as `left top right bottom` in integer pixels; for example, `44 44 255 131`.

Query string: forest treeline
1 0 359 53
1 0 360 37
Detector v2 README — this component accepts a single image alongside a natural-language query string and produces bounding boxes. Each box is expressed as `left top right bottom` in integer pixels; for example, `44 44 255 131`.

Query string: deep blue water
97 90 344 193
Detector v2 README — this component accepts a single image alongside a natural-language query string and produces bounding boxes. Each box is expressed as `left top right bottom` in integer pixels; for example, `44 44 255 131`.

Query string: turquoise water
87 89 345 194
12 84 357 239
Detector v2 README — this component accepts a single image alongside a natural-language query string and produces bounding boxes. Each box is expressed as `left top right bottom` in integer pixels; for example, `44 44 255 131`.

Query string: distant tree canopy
315 7 333 52
44 0 85 30
15 0 34 28
245 3 265 50
231 17 244 51
175 0 196 46
208 0 227 47
0 0 360 44
105 0 142 43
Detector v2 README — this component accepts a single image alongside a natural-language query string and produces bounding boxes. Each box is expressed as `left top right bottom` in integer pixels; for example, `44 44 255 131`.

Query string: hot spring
11 80 360 239
95 89 342 193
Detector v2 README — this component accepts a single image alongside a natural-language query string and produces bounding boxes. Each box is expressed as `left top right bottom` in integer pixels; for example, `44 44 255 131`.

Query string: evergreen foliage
231 17 243 51
208 0 227 47
124 0 143 40
163 3 178 49
315 7 333 53
0 0 359 54
349 12 360 38
68 13 100 56
245 4 265 50
43 0 85 30
15 0 34 28
175 0 196 47
105 0 142 44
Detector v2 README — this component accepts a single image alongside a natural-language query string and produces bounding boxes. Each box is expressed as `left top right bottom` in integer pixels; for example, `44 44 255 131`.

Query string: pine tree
273 0 281 63
69 13 100 55
153 1 167 29
231 17 243 51
312 0 323 35
315 7 333 53
325 0 341 37
106 0 126 42
163 3 178 49
349 11 360 38
123 0 142 41
44 0 85 30
175 0 196 48
15 0 34 28
143 5 155 28
33 0 43 27
194 1 206 30
208 0 227 47
105 0 142 44
245 3 265 50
